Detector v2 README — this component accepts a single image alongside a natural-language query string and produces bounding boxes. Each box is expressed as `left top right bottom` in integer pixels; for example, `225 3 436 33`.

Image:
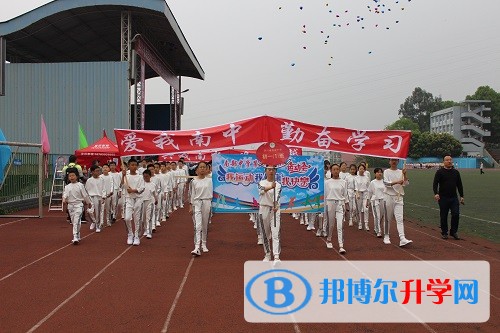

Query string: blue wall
398 157 482 169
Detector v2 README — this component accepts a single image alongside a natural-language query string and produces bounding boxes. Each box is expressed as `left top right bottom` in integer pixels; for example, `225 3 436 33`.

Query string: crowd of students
62 155 413 262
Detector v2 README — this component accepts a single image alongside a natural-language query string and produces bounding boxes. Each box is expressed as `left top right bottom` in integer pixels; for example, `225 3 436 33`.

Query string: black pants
438 196 460 235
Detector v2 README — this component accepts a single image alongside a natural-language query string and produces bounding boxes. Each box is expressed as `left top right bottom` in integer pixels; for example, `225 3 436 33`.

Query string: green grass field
399 168 499 243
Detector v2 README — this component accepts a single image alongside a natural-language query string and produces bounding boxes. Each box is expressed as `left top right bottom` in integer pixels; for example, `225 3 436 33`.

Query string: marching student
62 170 93 244
85 165 106 233
257 165 283 263
367 168 385 237
100 164 115 227
176 160 188 208
146 164 161 230
137 158 148 175
324 164 348 254
189 161 213 256
170 162 179 210
121 158 145 246
383 159 413 247
142 169 158 239
339 162 349 180
345 164 358 227
108 161 122 222
354 164 371 231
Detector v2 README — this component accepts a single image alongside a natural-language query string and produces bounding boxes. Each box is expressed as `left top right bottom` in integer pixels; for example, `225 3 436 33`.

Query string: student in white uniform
121 158 145 246
345 164 358 227
367 167 385 237
316 161 331 237
146 164 161 230
383 159 412 247
257 166 282 263
189 162 213 256
354 164 371 231
170 162 179 210
63 170 93 244
100 164 115 227
176 160 188 208
108 161 122 222
158 162 170 221
137 158 148 175
339 162 349 180
142 169 158 239
85 165 106 232
324 164 348 254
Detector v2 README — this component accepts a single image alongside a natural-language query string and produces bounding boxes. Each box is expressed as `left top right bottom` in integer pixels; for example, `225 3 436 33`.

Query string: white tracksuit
123 173 145 238
100 173 114 225
324 178 348 247
63 182 91 241
345 174 357 225
190 177 213 249
258 179 282 258
142 181 158 236
109 171 122 220
383 168 409 240
367 178 385 235
85 176 106 229
354 174 371 228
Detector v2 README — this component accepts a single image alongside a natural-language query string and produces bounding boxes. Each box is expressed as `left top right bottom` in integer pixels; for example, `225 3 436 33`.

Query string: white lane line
405 224 500 263
26 244 133 333
311 229 437 333
161 257 195 333
0 233 95 283
0 217 29 227
406 202 500 225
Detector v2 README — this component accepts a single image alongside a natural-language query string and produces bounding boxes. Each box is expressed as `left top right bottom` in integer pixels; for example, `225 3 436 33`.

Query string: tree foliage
466 86 500 144
408 132 462 158
399 87 446 132
385 117 421 134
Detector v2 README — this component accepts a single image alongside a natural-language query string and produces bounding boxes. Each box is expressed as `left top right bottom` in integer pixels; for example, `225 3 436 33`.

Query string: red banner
114 115 411 159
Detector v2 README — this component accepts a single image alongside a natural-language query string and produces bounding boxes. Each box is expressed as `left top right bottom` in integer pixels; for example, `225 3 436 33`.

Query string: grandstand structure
0 0 204 155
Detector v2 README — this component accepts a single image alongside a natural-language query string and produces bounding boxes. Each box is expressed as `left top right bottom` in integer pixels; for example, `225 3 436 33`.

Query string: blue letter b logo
264 277 295 308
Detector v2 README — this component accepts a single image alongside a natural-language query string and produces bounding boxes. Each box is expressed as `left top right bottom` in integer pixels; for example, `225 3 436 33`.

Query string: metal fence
0 152 64 205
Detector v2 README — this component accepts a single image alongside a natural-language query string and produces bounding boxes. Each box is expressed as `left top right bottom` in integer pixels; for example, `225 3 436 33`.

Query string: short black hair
68 155 77 163
374 167 383 174
143 169 152 176
90 165 100 172
109 161 116 166
128 158 138 165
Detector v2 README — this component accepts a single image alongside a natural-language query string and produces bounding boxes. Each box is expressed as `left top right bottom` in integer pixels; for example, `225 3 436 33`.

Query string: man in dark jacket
433 155 464 240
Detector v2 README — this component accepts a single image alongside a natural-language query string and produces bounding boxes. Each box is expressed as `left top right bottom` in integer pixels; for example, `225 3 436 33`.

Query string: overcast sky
1 0 499 131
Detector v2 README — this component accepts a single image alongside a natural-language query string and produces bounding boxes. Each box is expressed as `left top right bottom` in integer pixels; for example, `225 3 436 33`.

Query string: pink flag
41 114 51 154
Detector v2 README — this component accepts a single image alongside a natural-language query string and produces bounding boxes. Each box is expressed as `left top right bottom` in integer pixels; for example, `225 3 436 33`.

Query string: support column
132 51 145 130
121 11 132 129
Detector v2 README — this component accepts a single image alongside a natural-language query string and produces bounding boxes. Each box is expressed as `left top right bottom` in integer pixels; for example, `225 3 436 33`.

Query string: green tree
399 87 446 132
428 133 463 157
466 86 500 144
385 117 421 134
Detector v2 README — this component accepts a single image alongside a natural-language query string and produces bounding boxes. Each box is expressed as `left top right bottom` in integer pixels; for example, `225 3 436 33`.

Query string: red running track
0 207 498 333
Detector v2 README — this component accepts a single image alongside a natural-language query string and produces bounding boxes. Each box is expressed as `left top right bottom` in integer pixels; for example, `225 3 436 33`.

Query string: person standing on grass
62 170 93 245
433 155 464 240
257 165 283 263
383 158 413 247
189 162 213 256
480 162 484 175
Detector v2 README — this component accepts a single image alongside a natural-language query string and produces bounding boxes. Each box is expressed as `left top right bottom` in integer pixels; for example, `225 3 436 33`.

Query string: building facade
430 100 491 156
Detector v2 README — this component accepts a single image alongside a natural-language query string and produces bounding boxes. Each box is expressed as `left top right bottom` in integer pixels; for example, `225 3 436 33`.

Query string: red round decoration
256 142 290 166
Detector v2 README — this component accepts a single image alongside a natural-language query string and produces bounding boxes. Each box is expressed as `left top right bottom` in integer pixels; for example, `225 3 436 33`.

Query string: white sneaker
257 237 263 245
143 231 148 236
90 222 95 230
180 205 184 208
358 225 362 230
161 218 166 222
339 247 346 254
322 231 328 237
383 235 391 245
263 254 271 262
348 221 353 227
253 223 257 229
377 232 382 238
146 233 152 239
300 220 305 225
156 222 161 227
127 234 134 245
191 248 201 256
133 236 140 246
95 228 101 233
72 238 79 245
173 207 177 211
365 225 370 231
202 246 209 253
316 230 322 237
274 256 281 263
107 222 112 227
306 225 313 231
326 242 333 249
399 238 413 247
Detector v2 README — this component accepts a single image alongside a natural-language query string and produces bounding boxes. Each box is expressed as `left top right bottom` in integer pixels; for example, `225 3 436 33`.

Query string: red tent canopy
75 131 120 168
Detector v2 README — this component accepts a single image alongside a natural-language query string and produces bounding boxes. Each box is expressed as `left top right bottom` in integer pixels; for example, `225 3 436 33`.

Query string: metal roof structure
0 0 204 80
